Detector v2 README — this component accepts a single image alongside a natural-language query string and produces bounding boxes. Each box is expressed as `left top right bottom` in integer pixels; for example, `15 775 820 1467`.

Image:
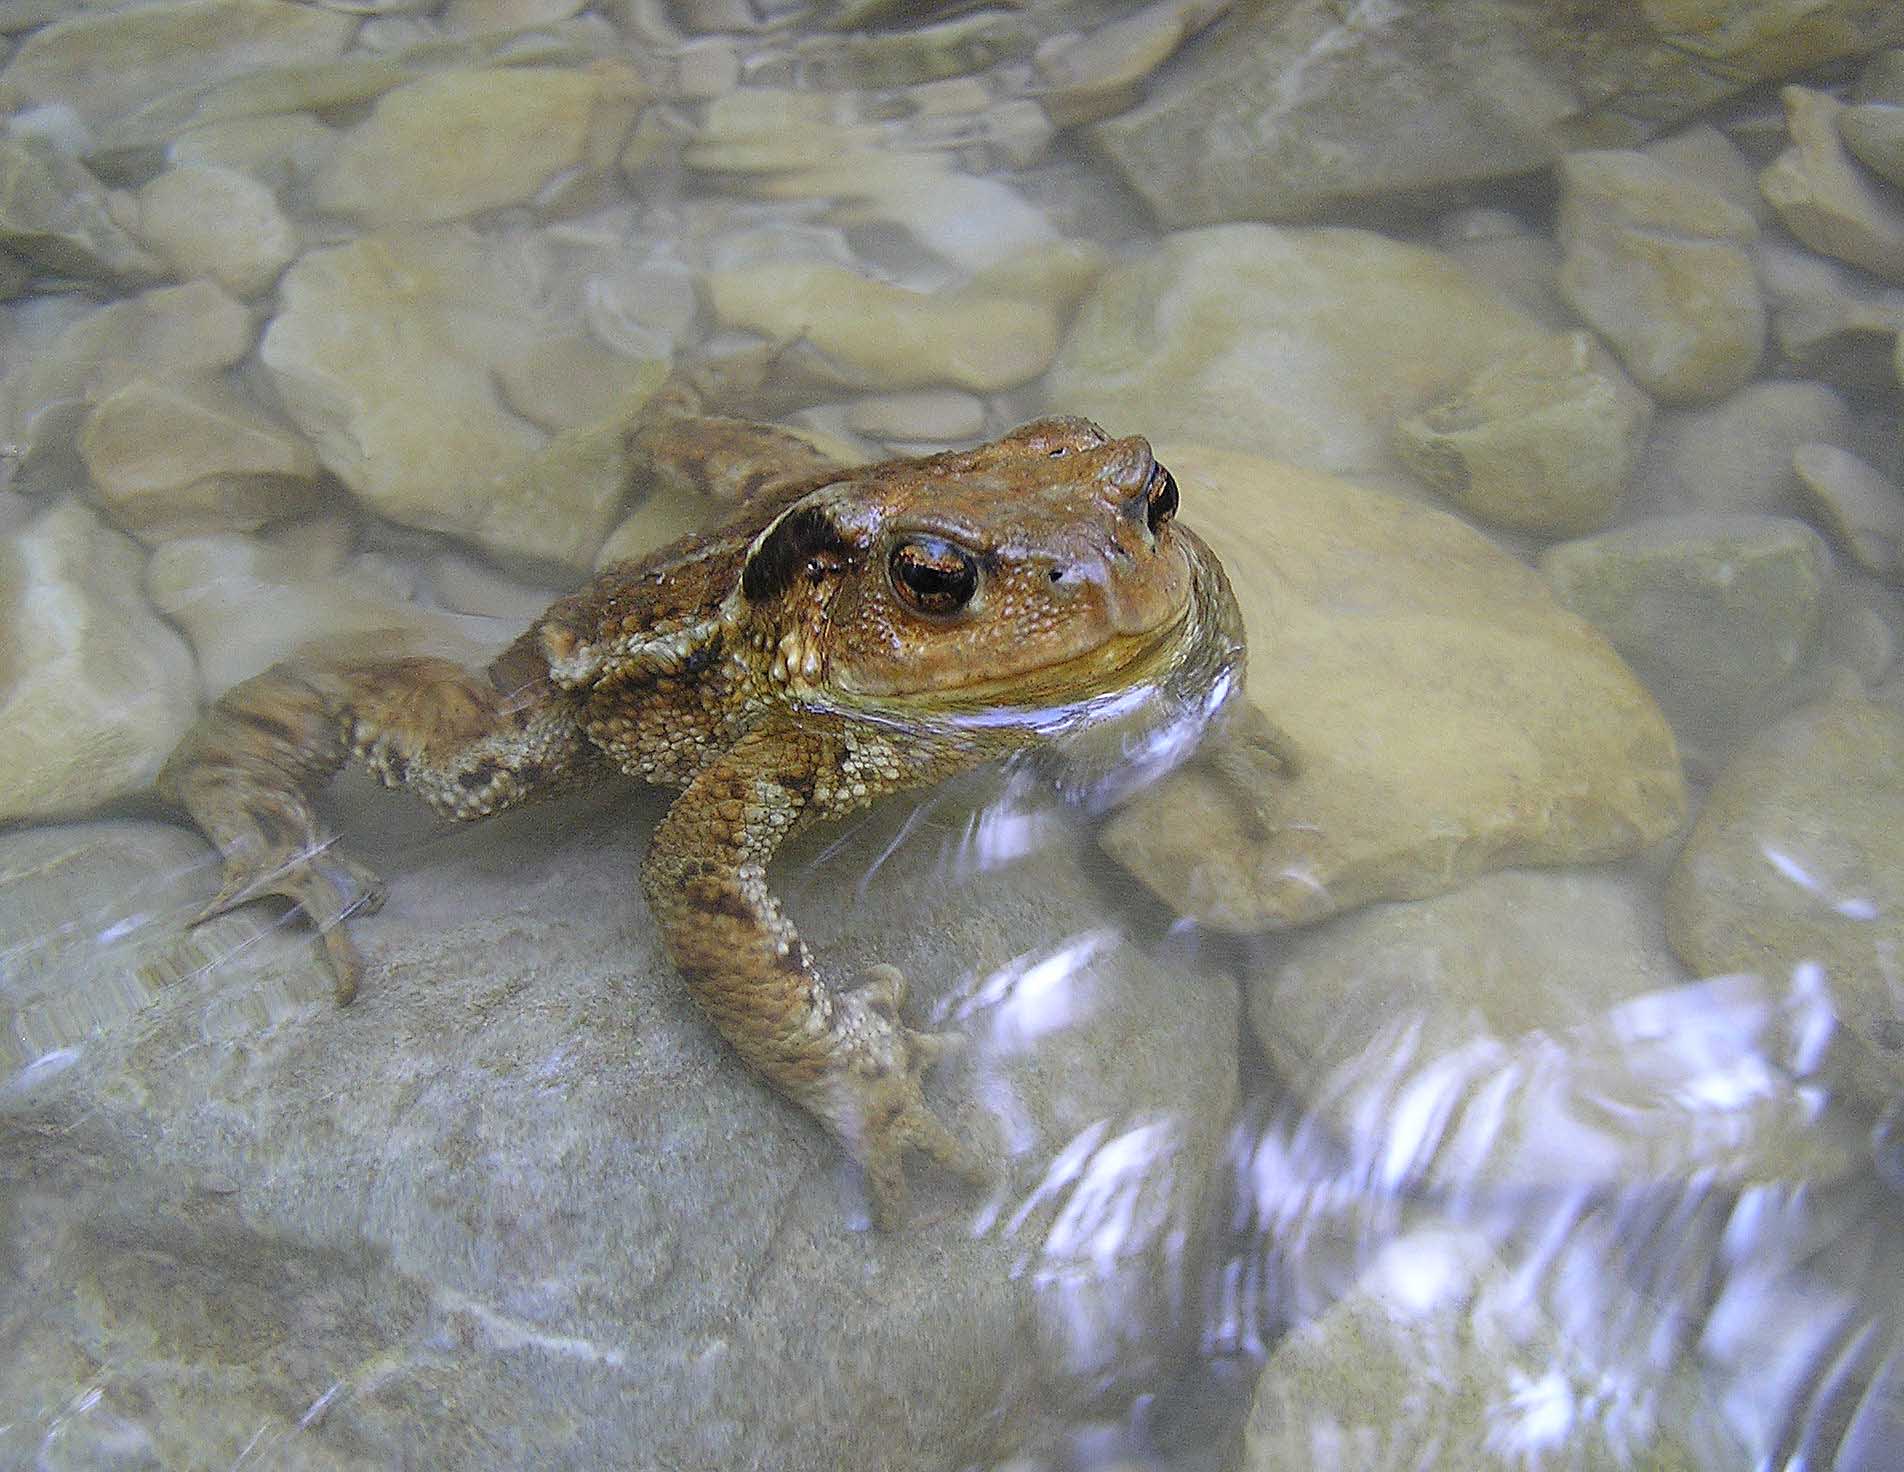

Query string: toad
158 388 1254 1227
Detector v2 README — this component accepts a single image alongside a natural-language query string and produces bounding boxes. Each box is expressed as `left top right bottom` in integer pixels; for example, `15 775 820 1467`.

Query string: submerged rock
1085 0 1904 227
1099 446 1686 932
0 501 198 821
0 788 1238 1469
134 162 297 297
1632 379 1854 517
1393 330 1652 535
0 280 254 499
145 521 512 697
0 0 356 128
0 136 166 287
1539 515 1831 748
1839 101 1904 189
1793 442 1904 578
78 373 324 539
1666 695 1904 1112
1229 1226 1745 1471
1760 86 1904 284
1247 869 1858 1195
310 66 649 226
705 261 1061 393
1046 225 1549 475
1556 149 1764 405
260 228 663 571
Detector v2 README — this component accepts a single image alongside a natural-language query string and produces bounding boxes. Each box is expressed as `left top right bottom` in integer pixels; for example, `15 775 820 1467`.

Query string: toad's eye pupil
890 538 978 615
1148 468 1179 535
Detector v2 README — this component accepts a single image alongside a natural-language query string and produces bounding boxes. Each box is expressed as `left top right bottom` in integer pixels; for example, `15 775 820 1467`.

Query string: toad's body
160 396 1248 1227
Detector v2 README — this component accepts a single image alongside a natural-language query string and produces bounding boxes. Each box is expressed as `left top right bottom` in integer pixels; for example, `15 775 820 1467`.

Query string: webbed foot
194 836 386 1004
824 965 990 1230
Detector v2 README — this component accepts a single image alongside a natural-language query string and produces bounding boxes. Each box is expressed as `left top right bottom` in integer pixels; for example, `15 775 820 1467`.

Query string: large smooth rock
310 66 647 226
1045 225 1549 475
0 779 1239 1468
1540 515 1831 747
1098 446 1686 932
0 0 356 127
260 228 663 570
1667 695 1904 1111
1088 0 1904 227
0 501 199 821
78 373 324 538
1247 869 1857 1195
1556 149 1765 405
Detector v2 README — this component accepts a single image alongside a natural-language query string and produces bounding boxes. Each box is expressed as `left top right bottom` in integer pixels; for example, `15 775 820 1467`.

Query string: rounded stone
1047 224 1551 476
310 66 648 227
1099 446 1686 933
1556 149 1765 405
1838 102 1904 191
1760 87 1904 285
1539 514 1832 747
0 500 199 821
135 163 296 297
1666 696 1904 1112
78 373 323 538
1393 331 1653 535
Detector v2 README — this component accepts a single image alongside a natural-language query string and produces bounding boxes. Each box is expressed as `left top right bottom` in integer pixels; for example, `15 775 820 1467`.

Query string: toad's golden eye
1148 467 1178 535
889 537 979 616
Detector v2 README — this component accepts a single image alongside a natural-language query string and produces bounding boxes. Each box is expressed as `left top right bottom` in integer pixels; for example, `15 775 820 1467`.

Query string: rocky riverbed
3 4 1904 1469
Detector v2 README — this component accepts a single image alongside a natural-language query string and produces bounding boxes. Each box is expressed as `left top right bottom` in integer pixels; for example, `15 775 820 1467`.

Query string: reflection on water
1 0 1903 1467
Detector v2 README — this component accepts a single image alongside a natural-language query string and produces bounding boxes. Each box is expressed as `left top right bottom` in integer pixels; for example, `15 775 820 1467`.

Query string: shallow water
2 2 1903 1468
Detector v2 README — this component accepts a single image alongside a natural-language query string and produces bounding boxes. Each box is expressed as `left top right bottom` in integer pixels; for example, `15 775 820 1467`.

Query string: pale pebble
78 373 323 538
135 163 296 297
1760 86 1904 285
1793 441 1904 578
0 500 198 821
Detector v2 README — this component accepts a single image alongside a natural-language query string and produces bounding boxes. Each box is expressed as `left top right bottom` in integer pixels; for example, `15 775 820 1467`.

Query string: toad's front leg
639 712 994 1228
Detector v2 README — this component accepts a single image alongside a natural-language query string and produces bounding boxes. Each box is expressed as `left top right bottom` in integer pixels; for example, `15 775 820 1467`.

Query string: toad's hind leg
158 639 599 1002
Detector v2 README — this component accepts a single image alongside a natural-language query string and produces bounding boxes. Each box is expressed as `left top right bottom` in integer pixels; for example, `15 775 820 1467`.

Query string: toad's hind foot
159 669 389 1003
822 966 991 1230
194 836 387 1005
159 651 594 1004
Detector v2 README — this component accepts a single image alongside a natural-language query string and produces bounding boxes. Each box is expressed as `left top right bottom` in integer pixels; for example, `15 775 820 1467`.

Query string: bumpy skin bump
158 387 1247 1228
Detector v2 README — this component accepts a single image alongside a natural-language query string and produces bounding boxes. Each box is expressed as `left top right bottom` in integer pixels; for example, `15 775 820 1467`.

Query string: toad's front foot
818 965 991 1230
